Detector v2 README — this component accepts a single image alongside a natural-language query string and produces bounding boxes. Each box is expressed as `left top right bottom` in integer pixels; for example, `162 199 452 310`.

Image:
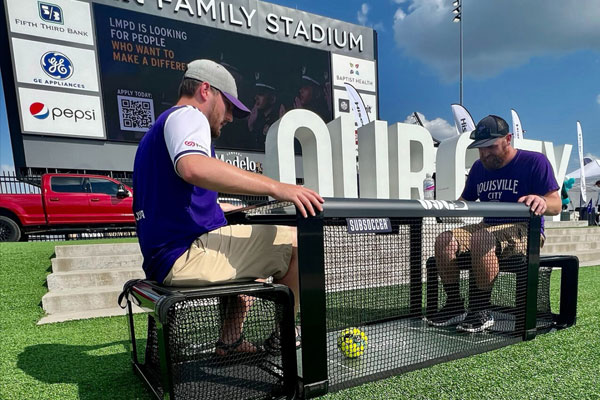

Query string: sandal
264 326 301 355
215 335 259 356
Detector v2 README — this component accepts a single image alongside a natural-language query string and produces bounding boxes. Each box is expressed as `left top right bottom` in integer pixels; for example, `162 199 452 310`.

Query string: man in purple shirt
428 115 561 332
133 59 323 355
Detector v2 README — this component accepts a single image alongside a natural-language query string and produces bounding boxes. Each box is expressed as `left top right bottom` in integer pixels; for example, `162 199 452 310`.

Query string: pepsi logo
41 51 73 80
30 102 49 119
29 102 96 122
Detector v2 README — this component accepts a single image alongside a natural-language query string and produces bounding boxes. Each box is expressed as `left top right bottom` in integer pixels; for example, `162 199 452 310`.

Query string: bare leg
218 226 299 353
216 294 258 354
435 230 460 287
274 227 299 316
469 229 498 290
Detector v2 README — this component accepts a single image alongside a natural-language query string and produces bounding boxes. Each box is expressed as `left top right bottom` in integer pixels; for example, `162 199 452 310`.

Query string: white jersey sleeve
164 106 212 171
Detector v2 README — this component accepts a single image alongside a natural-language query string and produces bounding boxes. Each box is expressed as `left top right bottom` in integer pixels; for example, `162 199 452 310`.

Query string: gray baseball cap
184 59 250 118
467 115 510 149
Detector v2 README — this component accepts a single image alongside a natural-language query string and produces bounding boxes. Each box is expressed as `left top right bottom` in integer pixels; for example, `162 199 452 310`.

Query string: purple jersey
133 106 227 283
461 149 559 235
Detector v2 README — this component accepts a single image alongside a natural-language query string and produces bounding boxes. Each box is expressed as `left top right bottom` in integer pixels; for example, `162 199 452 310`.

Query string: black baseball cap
467 115 510 149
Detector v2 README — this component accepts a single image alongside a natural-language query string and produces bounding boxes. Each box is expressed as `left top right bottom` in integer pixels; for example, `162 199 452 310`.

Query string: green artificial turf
0 240 598 400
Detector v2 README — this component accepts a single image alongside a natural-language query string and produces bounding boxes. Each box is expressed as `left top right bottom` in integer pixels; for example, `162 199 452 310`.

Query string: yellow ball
337 327 368 358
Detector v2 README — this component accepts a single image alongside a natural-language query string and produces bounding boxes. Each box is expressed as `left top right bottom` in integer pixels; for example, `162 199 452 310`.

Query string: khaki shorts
163 224 293 286
452 222 543 259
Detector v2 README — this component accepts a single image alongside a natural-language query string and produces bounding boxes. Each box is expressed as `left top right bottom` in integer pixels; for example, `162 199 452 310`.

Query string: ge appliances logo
29 102 96 122
38 2 64 24
41 51 73 80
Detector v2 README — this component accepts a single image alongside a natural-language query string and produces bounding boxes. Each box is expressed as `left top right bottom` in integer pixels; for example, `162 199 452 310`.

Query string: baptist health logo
30 102 49 119
349 62 360 76
41 51 73 80
38 2 64 24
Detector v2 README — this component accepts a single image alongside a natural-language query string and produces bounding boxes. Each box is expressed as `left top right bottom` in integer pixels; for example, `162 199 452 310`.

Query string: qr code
117 95 155 132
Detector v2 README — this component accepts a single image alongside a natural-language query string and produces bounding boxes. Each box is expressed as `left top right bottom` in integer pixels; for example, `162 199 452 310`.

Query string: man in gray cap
427 114 561 333
133 59 323 355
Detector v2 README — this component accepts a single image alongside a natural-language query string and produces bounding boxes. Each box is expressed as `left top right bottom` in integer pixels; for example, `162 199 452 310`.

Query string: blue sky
1 0 599 173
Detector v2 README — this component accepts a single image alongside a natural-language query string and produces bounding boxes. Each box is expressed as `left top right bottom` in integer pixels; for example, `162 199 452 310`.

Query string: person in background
293 66 330 121
247 72 286 147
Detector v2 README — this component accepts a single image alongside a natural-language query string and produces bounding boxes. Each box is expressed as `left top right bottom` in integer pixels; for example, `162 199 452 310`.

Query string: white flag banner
577 121 587 203
344 83 370 129
451 103 476 135
511 109 524 139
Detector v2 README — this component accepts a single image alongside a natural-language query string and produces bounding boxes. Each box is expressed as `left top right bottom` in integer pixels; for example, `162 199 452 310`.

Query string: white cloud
357 3 370 25
393 8 406 23
404 112 456 142
393 0 600 81
357 3 385 32
373 22 385 32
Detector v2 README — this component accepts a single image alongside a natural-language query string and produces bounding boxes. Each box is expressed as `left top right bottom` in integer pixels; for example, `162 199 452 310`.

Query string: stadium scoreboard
0 0 378 175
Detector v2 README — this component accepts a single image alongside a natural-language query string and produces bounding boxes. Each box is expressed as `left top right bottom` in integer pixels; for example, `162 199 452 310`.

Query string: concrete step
51 254 143 272
38 305 146 325
42 286 124 314
545 220 589 228
580 259 600 267
544 235 600 247
541 248 600 263
46 267 145 291
544 227 600 237
541 241 600 253
54 242 140 257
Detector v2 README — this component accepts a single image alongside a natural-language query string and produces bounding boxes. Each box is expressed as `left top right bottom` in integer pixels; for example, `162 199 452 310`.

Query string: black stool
121 280 298 400
425 254 578 332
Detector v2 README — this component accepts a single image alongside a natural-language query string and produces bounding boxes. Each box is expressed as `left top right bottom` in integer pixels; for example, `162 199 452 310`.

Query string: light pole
452 0 463 105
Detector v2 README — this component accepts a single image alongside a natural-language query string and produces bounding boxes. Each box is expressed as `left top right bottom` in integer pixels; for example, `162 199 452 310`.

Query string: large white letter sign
514 138 572 189
358 120 389 199
327 115 358 198
264 109 334 196
388 123 435 199
435 133 479 200
542 143 572 192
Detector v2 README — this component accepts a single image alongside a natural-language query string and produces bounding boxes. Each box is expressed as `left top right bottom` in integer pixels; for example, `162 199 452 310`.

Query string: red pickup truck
0 173 135 241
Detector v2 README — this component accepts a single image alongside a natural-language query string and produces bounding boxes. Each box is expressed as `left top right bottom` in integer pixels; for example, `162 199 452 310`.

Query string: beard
210 124 221 139
208 101 223 139
481 154 504 170
480 143 511 170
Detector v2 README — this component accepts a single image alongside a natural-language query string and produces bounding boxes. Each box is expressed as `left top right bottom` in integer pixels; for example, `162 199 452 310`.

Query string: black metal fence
0 170 42 194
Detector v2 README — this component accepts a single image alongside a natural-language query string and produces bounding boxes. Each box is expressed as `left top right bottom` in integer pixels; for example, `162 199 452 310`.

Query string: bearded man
427 115 561 333
133 59 323 355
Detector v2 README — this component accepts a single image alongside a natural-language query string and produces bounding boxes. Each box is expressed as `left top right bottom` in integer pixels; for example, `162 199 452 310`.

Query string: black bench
425 254 579 334
120 280 298 400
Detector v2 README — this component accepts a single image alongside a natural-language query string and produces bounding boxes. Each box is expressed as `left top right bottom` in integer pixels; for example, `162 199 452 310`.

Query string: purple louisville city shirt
461 149 560 236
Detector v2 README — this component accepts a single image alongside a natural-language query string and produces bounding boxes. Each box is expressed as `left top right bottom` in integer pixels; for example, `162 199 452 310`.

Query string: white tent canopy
566 159 600 180
565 159 600 208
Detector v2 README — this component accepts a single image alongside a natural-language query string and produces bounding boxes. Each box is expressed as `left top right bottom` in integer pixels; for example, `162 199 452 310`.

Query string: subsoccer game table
241 197 574 398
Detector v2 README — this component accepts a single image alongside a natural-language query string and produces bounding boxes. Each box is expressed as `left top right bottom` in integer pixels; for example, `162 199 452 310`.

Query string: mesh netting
142 294 289 400
536 266 554 330
323 216 532 391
